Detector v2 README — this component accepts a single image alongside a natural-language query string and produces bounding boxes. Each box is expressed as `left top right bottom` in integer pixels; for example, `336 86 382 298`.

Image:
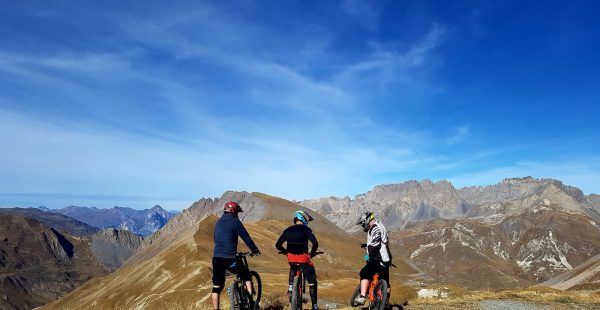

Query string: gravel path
480 300 550 309
480 300 600 310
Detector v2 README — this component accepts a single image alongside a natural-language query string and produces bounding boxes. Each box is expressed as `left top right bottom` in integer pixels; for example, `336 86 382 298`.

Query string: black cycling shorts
359 260 390 287
288 263 317 285
212 257 251 287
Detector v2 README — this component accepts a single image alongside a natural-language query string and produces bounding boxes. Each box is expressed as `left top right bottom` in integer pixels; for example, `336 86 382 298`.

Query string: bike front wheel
350 284 361 307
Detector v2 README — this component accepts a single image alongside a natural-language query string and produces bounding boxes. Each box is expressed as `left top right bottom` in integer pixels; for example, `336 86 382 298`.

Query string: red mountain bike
350 243 394 310
350 272 388 310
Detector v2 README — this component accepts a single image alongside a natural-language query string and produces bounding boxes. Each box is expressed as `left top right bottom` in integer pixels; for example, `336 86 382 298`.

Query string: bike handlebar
278 251 324 256
236 252 258 257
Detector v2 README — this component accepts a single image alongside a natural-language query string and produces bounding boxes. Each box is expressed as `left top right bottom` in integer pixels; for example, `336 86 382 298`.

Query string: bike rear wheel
290 275 303 310
350 284 361 307
369 279 388 310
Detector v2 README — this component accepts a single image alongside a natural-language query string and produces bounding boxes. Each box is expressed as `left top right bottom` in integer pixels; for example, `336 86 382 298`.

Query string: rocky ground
406 300 600 309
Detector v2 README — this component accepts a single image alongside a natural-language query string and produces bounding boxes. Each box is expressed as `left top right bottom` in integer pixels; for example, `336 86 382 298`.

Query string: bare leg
211 292 220 310
360 279 369 297
245 280 253 295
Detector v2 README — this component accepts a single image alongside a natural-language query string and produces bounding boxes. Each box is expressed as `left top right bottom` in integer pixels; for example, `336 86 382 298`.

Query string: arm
275 230 287 253
308 229 319 257
237 220 259 253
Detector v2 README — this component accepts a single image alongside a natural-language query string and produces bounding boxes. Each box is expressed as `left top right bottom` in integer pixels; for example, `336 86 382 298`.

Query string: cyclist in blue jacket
211 201 260 310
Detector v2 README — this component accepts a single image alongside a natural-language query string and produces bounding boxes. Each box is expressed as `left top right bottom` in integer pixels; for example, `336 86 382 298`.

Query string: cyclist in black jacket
275 210 319 310
212 202 260 310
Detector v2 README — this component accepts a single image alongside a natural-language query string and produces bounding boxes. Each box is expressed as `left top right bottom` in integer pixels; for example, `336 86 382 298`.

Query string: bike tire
370 279 388 310
229 282 241 310
350 284 361 307
290 275 302 310
250 271 262 307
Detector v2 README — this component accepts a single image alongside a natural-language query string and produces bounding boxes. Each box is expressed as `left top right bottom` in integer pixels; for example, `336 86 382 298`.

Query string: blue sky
1 0 599 209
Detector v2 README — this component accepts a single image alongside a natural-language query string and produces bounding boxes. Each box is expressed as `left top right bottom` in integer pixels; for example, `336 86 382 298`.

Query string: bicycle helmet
356 211 375 232
224 201 243 215
293 210 314 226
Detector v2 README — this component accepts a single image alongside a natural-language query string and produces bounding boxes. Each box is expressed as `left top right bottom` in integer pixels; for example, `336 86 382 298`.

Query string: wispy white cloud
446 125 470 145
333 23 446 91
0 108 433 208
0 52 134 77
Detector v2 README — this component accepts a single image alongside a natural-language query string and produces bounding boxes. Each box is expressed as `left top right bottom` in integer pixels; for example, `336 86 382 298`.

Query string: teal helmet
293 210 314 226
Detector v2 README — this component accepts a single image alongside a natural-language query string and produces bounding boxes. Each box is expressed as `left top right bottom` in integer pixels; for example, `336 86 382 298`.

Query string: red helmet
224 201 243 215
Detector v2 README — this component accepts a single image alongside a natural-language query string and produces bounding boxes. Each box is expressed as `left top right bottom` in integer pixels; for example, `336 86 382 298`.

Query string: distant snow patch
517 253 534 271
410 243 435 259
548 230 573 270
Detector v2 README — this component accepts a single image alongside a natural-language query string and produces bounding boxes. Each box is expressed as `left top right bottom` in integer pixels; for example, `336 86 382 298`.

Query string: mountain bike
350 244 394 310
227 252 262 310
350 271 388 310
280 251 323 310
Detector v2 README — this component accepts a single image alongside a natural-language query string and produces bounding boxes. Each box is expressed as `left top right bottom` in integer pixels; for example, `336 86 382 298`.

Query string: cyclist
212 201 260 310
354 211 392 306
275 210 320 310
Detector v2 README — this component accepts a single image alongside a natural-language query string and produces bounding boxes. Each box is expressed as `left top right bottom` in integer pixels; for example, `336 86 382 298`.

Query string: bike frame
234 254 251 292
230 252 260 310
368 273 379 302
292 263 306 295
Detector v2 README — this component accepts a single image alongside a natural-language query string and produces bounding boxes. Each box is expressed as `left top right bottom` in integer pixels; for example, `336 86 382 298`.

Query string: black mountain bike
281 251 323 310
228 252 262 310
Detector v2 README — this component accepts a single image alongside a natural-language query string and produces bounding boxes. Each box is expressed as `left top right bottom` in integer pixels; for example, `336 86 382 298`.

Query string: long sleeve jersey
213 213 259 258
366 221 392 263
275 224 318 256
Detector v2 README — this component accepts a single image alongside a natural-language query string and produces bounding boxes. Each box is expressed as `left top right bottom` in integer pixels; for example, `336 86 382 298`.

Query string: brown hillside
0 214 107 310
41 204 417 309
547 254 600 292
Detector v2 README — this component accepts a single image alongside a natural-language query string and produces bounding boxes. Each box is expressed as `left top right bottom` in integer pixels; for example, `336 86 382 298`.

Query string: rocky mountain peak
149 204 163 212
303 177 598 232
91 228 143 271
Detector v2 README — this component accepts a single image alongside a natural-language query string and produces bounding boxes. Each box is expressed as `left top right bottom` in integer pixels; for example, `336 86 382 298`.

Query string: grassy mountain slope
42 193 417 309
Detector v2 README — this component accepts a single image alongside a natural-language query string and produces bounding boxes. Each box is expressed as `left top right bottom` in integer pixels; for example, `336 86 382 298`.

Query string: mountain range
3 176 600 309
45 205 178 236
301 177 600 289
